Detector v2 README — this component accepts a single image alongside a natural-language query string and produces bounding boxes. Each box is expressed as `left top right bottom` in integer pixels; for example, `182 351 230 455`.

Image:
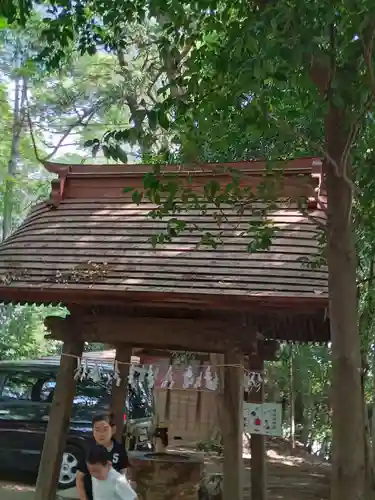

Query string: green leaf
114 147 128 163
83 139 99 148
158 110 170 130
132 191 143 204
147 110 158 131
92 143 100 158
143 172 159 190
204 180 220 200
150 234 159 248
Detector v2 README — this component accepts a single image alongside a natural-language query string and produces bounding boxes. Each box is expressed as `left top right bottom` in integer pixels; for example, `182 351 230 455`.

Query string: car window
0 368 153 419
0 371 58 403
40 379 56 402
74 380 108 407
0 372 40 401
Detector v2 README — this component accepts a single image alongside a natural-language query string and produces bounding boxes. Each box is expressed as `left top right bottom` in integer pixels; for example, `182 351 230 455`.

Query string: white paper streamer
145 365 155 389
90 362 102 383
68 354 251 392
128 364 136 386
183 365 195 389
81 359 89 381
204 367 219 391
74 358 83 381
194 372 203 389
113 361 122 387
245 371 263 392
161 365 175 389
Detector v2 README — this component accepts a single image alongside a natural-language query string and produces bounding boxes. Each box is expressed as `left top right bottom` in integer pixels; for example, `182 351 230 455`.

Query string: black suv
0 356 152 489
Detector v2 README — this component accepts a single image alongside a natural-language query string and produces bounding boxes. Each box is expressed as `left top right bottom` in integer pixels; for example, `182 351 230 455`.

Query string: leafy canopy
3 1 374 257
2 1 373 161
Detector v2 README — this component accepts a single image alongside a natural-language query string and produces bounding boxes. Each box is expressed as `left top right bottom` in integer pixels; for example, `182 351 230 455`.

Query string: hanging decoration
161 365 175 389
113 361 122 387
204 366 219 391
63 353 263 393
245 371 263 392
194 371 203 389
145 365 155 389
74 358 89 381
183 365 195 389
73 358 83 381
90 362 102 383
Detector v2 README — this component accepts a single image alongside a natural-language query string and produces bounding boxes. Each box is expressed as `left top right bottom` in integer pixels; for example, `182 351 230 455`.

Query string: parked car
0 356 153 489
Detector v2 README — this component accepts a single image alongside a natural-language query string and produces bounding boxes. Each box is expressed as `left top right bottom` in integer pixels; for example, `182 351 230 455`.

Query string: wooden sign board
244 402 282 436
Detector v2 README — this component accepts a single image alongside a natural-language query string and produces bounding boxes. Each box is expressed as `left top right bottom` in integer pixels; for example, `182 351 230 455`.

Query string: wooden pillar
222 349 244 500
248 356 267 500
35 337 84 500
111 344 132 442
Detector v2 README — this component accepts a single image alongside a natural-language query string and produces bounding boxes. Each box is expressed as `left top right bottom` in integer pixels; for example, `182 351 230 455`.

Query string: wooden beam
45 314 257 353
248 357 267 500
35 338 84 500
111 345 132 442
136 340 279 362
222 349 244 500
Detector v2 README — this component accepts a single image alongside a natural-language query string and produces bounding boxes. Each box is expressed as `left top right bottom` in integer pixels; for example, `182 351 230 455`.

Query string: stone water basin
128 451 203 500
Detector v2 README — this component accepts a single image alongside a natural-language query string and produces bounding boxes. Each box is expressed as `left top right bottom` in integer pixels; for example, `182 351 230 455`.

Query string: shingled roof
0 157 327 308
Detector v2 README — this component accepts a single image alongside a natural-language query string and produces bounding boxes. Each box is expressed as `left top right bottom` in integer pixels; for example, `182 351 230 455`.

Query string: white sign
244 402 282 437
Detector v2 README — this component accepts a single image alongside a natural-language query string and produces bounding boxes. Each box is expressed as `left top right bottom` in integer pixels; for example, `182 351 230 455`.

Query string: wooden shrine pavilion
0 157 329 500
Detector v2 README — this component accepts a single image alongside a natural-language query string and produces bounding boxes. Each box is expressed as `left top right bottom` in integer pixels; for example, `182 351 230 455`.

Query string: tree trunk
289 346 296 450
319 437 329 459
265 366 277 401
367 348 375 498
325 106 365 500
300 393 313 448
361 352 375 498
2 73 26 240
372 350 375 476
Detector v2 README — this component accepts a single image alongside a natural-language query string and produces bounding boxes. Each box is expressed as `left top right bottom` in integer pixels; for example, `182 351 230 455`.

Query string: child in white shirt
86 445 137 500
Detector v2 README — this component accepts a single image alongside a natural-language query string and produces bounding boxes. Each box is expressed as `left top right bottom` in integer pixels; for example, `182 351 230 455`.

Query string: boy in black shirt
76 412 129 500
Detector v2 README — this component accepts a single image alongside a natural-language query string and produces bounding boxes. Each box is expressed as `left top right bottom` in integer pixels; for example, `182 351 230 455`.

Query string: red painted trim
59 174 67 199
0 286 328 309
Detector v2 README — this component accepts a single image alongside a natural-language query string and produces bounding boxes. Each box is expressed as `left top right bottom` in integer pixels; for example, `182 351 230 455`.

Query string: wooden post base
34 338 83 500
111 345 132 442
248 358 267 500
222 349 243 500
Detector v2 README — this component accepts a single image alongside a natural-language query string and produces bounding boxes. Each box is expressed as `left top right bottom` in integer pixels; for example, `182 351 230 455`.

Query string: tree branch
268 113 357 193
43 108 98 161
363 20 375 97
26 95 107 163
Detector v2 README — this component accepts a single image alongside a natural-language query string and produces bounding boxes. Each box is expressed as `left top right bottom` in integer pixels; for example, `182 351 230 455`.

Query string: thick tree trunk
361 353 375 497
300 396 313 448
289 346 296 450
325 107 365 500
372 351 375 474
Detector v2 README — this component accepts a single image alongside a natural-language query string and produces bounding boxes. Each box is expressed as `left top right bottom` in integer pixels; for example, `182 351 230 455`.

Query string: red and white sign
244 402 282 436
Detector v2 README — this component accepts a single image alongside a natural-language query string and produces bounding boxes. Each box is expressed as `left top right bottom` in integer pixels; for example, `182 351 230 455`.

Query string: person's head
92 412 116 446
86 445 111 480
